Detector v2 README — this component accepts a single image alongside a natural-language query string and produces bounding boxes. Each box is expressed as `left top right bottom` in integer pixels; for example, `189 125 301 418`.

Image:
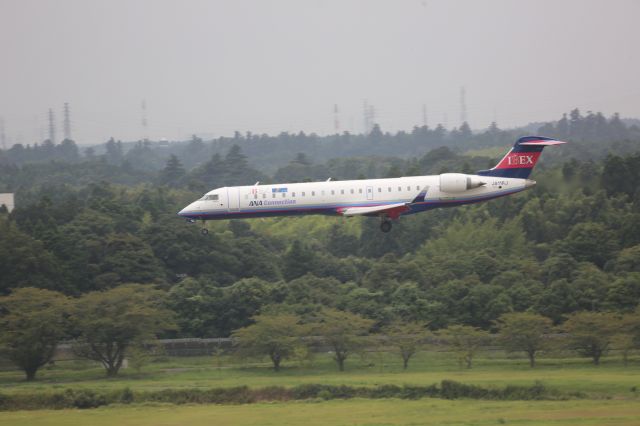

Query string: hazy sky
1 0 639 145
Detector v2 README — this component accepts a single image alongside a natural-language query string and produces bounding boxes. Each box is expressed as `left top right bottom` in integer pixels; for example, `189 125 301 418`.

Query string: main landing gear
201 227 209 235
380 219 392 233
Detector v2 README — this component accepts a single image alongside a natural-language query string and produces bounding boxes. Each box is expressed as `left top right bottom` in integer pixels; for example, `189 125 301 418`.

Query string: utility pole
333 104 340 134
363 100 369 134
460 86 467 125
362 100 376 134
48 108 56 144
141 99 148 141
63 102 72 140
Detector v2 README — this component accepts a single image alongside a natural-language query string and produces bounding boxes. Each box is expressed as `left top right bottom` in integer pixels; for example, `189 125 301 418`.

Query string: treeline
2 109 639 174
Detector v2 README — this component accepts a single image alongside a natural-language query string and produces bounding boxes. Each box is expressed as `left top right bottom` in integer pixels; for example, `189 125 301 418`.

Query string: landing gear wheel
201 228 209 235
380 221 392 233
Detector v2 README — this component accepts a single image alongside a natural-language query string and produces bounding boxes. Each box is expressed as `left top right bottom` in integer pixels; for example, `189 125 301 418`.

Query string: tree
0 288 70 381
440 325 489 369
282 240 315 281
606 274 640 312
0 218 62 294
312 309 374 371
559 223 618 268
98 233 166 286
618 310 640 366
232 313 306 371
104 138 123 165
167 277 225 337
72 284 175 377
383 321 429 370
160 154 185 186
496 312 553 367
562 312 618 365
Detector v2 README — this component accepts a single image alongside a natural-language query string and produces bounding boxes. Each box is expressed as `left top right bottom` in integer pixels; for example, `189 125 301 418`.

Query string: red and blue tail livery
179 135 565 233
477 136 566 179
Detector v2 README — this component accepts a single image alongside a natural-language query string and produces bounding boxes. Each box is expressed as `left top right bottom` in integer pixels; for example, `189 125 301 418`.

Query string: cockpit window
201 194 219 201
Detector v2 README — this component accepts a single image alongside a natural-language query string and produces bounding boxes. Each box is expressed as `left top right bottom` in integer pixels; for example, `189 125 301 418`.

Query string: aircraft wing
337 203 410 218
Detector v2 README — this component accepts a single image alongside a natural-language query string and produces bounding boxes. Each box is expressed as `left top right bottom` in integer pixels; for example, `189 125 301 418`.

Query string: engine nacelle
439 173 486 193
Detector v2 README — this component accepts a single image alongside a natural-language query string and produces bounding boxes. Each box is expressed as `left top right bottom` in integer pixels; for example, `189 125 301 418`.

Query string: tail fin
477 136 566 179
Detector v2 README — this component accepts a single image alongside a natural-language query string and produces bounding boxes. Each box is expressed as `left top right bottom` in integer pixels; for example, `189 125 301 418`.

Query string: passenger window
262 193 266 199
321 190 325 196
302 192 306 196
292 192 296 197
312 191 315 196
378 188 381 193
331 190 335 195
388 187 392 192
407 186 410 191
282 193 286 198
416 186 420 190
359 188 363 194
254 194 258 199
341 189 345 195
350 189 354 194
398 186 402 191
272 193 276 198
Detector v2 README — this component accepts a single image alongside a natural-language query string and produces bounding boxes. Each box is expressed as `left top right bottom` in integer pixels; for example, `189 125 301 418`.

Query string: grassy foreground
2 352 640 424
3 399 640 426
1 352 639 398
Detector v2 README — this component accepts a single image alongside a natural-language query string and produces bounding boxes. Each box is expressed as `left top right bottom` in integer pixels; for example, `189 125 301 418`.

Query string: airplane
178 136 565 234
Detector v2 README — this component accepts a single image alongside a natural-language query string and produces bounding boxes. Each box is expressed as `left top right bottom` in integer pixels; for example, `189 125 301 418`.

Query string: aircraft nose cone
178 201 201 217
525 179 537 188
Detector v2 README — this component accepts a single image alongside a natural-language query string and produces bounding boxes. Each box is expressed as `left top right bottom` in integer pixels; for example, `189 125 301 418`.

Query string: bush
70 389 107 409
0 381 569 411
119 387 134 404
317 390 332 400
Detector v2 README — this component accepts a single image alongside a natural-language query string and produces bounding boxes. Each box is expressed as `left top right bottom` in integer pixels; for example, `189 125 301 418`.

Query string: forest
1 109 640 339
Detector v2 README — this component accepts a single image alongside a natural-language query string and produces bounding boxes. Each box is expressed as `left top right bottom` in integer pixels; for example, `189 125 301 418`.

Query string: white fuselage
178 174 534 220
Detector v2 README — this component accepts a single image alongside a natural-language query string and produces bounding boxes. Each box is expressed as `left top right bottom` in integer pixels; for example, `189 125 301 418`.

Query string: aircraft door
366 186 373 200
227 187 240 211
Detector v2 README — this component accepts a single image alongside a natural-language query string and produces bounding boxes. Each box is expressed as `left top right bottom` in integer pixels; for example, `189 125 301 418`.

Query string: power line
362 100 376 134
460 86 467 125
141 99 148 141
63 102 72 140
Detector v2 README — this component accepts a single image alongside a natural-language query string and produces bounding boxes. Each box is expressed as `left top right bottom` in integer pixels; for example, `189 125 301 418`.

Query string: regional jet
179 136 564 234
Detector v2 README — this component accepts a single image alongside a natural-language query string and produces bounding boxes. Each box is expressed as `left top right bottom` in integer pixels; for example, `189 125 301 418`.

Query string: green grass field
2 352 640 425
3 399 640 426
2 351 638 397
